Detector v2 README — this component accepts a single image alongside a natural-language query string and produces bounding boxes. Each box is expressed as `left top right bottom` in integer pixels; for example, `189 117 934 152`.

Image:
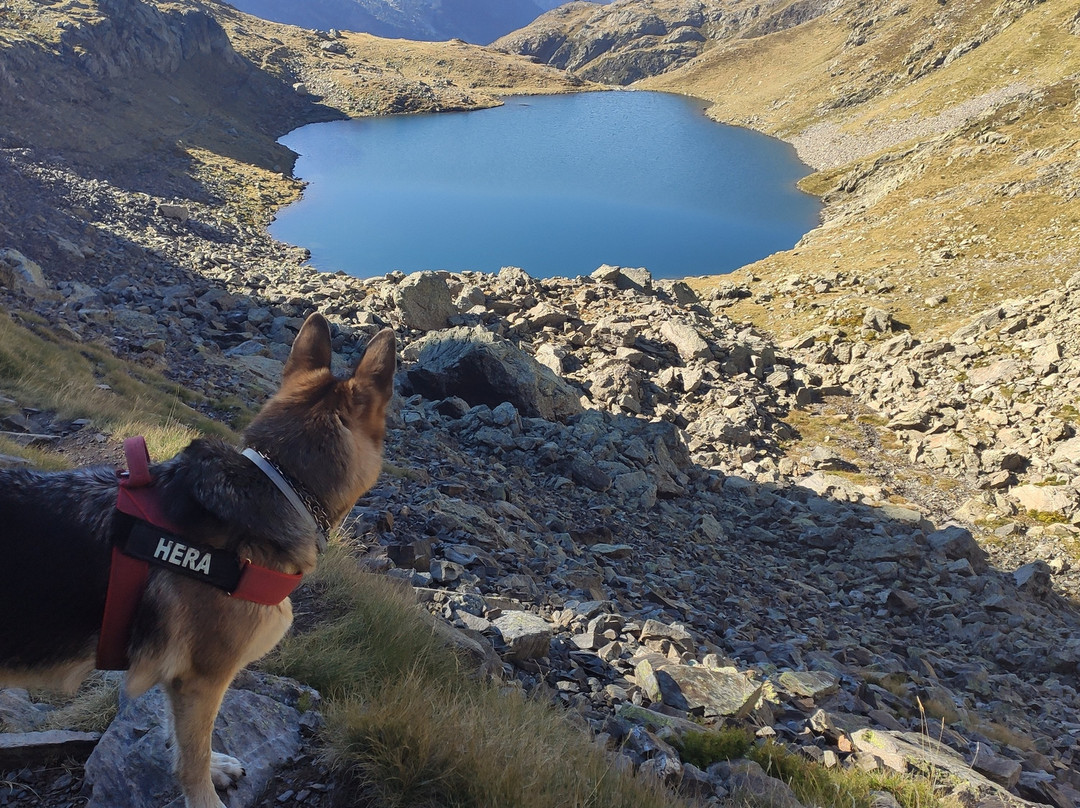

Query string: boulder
634 655 762 718
492 611 552 662
1011 484 1076 516
84 672 316 808
927 525 989 572
157 204 190 222
393 271 457 332
404 325 582 421
660 319 711 362
590 264 653 293
0 248 47 295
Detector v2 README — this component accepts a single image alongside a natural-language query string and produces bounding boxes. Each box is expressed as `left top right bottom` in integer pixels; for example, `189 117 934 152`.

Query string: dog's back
0 466 116 681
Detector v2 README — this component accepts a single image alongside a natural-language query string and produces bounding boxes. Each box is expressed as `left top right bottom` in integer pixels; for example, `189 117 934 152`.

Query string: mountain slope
225 0 612 45
495 0 1080 339
494 0 838 84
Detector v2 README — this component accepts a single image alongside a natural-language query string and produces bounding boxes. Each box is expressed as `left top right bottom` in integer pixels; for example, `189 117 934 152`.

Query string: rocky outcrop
493 0 835 84
84 672 318 808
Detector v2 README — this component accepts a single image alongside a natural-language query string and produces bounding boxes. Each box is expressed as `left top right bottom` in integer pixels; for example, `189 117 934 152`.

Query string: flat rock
492 611 552 662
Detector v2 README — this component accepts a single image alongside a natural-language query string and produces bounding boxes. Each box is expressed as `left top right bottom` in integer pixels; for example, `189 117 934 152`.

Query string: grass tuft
673 728 753 770
750 741 952 808
40 672 121 733
266 544 682 808
109 418 201 461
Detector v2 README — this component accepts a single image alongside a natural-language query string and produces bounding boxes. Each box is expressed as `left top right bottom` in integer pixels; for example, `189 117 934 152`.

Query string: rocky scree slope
493 0 841 85
4 246 1080 806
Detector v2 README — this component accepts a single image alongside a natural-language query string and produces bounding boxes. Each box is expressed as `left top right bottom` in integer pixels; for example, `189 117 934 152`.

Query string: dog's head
243 313 396 523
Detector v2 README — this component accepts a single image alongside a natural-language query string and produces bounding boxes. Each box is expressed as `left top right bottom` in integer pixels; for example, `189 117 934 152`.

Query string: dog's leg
165 674 237 808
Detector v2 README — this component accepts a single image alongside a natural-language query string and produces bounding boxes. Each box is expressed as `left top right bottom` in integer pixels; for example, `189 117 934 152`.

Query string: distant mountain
226 0 612 45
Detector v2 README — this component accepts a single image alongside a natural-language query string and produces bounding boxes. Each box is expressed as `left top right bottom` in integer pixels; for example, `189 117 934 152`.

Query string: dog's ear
351 328 396 405
284 313 333 379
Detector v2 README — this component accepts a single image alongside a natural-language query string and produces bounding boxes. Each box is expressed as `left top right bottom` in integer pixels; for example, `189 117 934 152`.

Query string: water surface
272 91 821 279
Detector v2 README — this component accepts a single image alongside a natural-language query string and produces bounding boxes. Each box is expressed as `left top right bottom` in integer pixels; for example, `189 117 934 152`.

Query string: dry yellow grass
267 544 685 808
639 0 1080 341
0 311 233 462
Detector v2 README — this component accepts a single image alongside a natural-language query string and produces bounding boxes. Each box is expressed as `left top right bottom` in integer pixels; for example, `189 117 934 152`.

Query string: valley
0 0 1078 806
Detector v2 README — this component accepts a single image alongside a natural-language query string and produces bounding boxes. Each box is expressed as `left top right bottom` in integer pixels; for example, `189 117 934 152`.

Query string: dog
0 313 395 808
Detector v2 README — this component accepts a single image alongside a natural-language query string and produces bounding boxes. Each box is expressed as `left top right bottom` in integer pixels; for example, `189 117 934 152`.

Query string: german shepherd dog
0 314 396 808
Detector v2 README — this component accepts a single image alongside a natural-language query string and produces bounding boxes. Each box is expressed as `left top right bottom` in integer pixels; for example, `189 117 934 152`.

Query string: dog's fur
0 313 395 808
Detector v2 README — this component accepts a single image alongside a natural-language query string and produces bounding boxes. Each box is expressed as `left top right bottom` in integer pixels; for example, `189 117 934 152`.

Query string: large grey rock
660 319 711 362
777 670 840 699
634 655 762 718
404 326 582 421
492 611 552 662
84 672 315 808
927 525 988 572
0 688 54 732
591 264 653 293
0 248 47 295
393 271 457 332
713 760 806 808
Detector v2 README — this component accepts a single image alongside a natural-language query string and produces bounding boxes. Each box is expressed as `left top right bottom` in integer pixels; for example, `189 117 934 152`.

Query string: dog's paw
210 751 246 790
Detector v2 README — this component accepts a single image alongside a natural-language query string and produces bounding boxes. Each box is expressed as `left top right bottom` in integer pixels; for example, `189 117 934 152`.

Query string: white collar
242 448 329 553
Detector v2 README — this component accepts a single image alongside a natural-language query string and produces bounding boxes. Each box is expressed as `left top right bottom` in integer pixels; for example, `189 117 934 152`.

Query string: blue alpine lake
271 91 821 280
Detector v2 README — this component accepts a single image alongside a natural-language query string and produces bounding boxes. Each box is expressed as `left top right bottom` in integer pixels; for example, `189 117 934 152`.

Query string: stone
778 670 840 699
970 749 1022 789
639 619 695 654
0 730 101 767
712 760 806 808
492 611 552 661
660 319 711 361
404 325 582 421
0 248 48 294
927 525 989 572
634 656 762 718
1013 561 1053 599
157 203 190 222
0 688 55 732
393 271 457 332
1012 484 1076 516
591 264 653 293
862 307 895 332
84 673 311 808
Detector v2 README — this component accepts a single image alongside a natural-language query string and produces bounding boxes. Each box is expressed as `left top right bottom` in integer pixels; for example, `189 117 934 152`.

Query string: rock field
1 146 1079 807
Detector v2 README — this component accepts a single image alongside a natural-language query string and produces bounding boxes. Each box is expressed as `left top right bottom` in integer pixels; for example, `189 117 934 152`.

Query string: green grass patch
1028 510 1068 525
0 311 237 442
266 545 684 808
673 728 753 770
750 742 955 808
0 435 70 470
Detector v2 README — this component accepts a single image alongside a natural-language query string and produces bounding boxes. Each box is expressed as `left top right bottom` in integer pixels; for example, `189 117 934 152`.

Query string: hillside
495 0 1080 335
225 0 567 46
2 0 1080 807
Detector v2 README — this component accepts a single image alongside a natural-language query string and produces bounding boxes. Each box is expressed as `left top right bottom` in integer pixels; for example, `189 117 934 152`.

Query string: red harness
95 437 303 670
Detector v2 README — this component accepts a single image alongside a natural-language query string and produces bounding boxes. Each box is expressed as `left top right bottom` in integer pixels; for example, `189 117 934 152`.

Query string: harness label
153 538 213 575
123 520 243 591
